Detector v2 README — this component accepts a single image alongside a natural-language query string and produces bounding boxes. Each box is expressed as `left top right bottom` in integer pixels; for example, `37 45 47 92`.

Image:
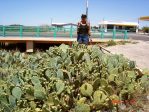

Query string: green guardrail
0 26 128 39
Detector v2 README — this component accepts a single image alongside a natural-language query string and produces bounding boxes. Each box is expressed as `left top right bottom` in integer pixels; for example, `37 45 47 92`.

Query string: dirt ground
106 40 149 69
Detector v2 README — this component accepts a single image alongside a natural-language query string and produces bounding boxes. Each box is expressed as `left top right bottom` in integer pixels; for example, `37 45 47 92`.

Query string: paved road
128 33 149 41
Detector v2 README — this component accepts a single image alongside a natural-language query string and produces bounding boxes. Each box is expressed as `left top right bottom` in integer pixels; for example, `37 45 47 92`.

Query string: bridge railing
0 26 128 40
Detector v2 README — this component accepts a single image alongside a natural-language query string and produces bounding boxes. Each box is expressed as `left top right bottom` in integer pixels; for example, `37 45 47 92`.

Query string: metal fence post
124 30 128 40
100 28 104 39
36 26 40 37
53 26 57 38
64 28 66 33
113 29 116 39
3 26 6 37
20 26 23 37
70 25 73 38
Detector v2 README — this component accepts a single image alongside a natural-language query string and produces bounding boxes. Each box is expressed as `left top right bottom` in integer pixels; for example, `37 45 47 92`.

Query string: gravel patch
106 41 149 69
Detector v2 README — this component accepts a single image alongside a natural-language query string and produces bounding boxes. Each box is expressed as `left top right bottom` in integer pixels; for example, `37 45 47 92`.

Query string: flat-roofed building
99 20 139 33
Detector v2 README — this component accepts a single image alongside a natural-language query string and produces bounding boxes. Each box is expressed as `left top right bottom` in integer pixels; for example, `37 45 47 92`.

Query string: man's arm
77 22 80 35
88 22 91 36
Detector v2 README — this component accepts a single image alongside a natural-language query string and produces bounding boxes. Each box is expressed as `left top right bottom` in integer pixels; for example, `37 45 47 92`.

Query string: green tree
142 27 149 33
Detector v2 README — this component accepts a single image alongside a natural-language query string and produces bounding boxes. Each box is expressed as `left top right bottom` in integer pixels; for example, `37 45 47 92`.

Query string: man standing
77 14 91 45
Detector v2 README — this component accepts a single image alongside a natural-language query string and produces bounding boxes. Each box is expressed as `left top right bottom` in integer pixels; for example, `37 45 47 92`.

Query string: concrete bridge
0 37 125 52
0 25 128 52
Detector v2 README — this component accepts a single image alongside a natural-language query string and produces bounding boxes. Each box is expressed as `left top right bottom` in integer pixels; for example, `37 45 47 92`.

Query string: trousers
77 34 89 44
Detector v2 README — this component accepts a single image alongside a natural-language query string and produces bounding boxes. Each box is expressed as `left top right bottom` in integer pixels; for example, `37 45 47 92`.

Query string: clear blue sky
0 0 149 27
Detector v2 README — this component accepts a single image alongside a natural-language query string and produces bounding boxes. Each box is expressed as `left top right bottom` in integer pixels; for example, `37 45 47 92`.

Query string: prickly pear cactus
12 87 22 100
31 76 41 85
80 83 93 97
75 104 90 112
34 85 46 100
0 43 148 112
92 90 109 109
93 78 100 90
56 80 65 94
129 61 136 69
110 94 119 105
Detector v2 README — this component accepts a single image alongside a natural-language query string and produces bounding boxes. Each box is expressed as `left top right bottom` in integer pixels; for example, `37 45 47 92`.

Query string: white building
99 21 139 33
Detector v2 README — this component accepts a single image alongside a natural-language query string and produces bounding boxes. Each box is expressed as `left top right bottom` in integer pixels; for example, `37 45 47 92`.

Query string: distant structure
9 24 23 26
139 16 149 21
51 23 77 27
99 20 139 33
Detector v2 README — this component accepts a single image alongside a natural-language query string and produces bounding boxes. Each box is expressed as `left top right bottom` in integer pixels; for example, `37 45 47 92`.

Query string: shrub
107 40 117 46
142 27 149 33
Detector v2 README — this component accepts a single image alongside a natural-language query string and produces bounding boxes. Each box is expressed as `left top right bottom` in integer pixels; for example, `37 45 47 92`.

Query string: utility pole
137 18 140 33
86 0 89 19
51 18 53 26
